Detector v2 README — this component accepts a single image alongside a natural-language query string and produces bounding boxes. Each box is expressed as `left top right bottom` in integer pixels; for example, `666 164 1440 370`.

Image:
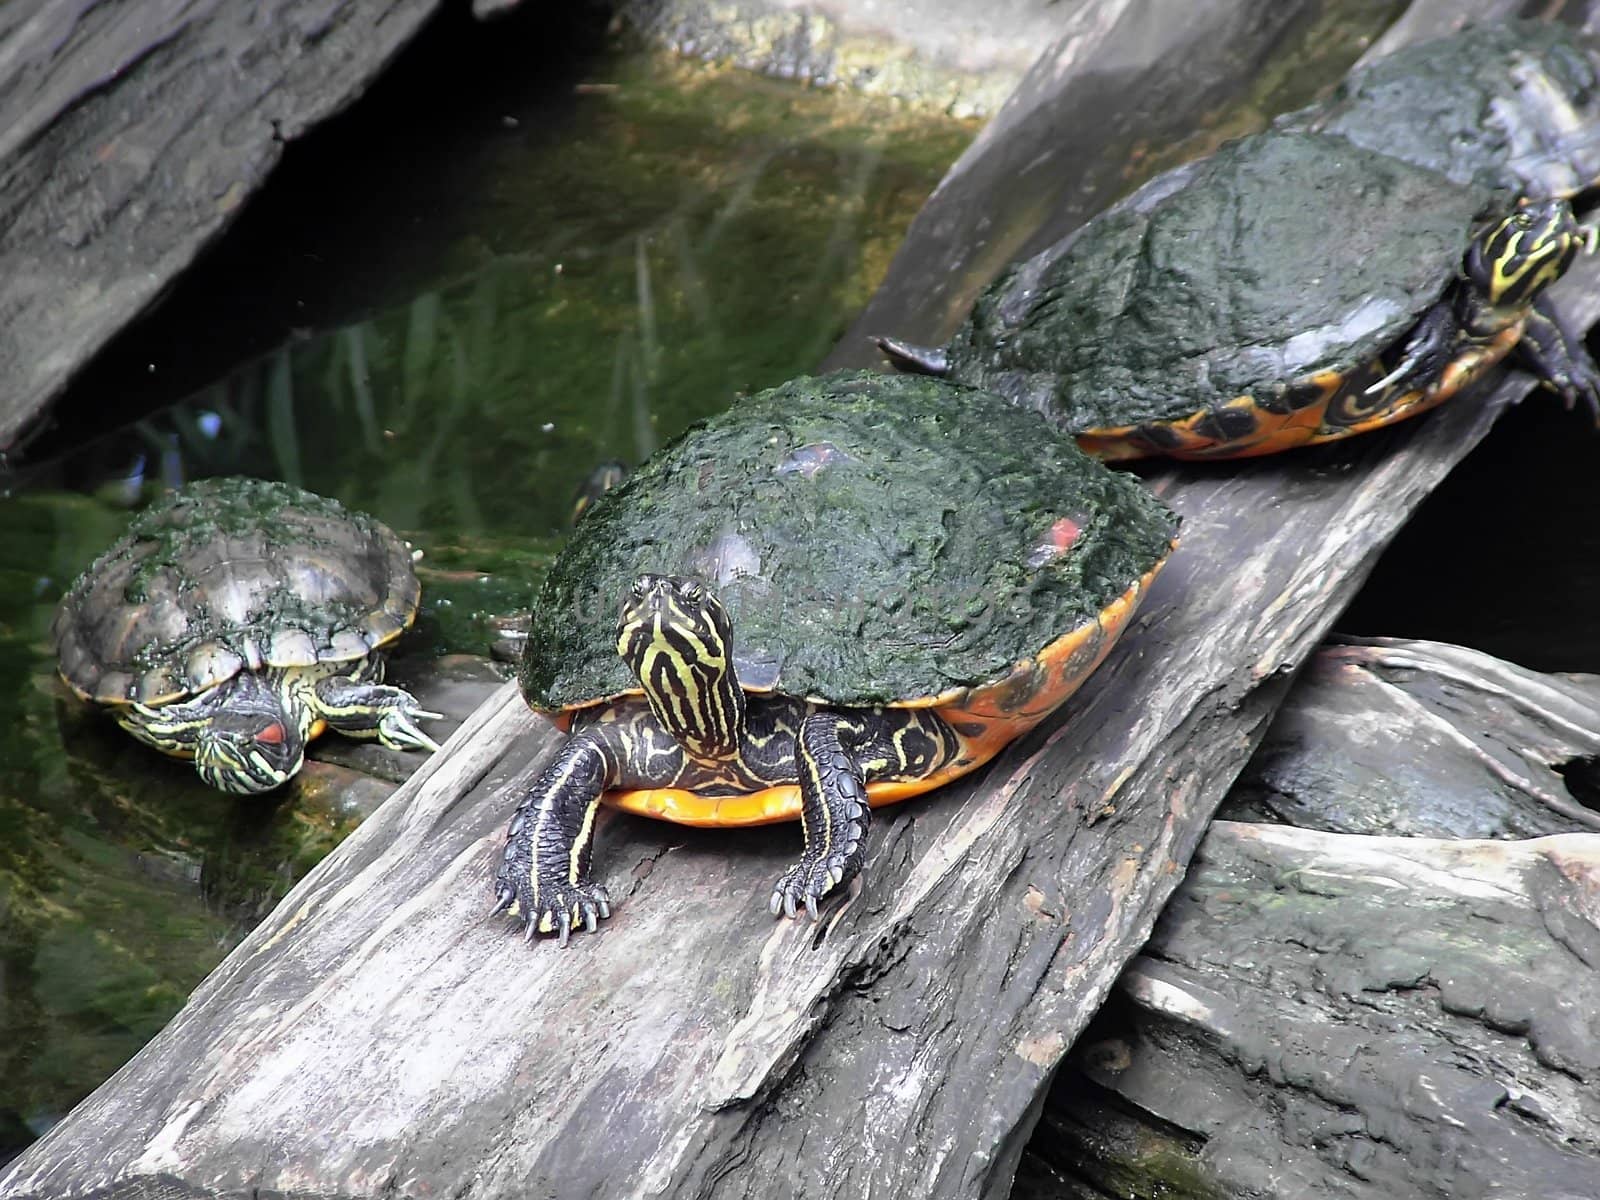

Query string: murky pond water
0 39 972 1160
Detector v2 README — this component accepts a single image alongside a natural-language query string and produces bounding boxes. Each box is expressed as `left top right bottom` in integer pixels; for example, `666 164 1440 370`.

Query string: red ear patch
256 722 286 745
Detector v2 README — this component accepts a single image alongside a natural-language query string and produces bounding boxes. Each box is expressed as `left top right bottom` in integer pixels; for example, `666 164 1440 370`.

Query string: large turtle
53 477 442 794
494 371 1178 943
877 22 1600 460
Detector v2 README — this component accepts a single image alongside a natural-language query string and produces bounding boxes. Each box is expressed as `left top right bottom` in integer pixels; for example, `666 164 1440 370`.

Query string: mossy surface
1278 21 1600 196
522 371 1177 709
948 131 1488 427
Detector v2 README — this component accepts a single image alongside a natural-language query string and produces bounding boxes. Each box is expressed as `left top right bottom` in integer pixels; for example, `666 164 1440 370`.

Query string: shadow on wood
0 0 521 451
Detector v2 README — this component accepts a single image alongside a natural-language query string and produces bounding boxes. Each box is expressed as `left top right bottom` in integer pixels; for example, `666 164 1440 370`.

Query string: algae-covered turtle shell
54 477 421 706
521 371 1178 711
1276 20 1600 199
942 130 1492 432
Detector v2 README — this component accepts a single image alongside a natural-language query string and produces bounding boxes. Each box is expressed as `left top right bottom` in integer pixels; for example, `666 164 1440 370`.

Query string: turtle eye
630 577 650 598
679 580 704 604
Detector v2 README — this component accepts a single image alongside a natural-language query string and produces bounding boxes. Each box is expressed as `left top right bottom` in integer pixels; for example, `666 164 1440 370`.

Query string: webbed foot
1538 354 1600 427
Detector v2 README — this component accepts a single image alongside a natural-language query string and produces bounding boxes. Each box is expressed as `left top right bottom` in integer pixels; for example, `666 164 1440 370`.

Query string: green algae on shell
520 371 1178 711
943 131 1491 431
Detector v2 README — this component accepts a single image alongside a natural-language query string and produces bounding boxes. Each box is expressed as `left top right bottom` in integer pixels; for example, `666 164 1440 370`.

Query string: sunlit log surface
1018 641 1600 1197
0 0 494 452
6 1 1600 1197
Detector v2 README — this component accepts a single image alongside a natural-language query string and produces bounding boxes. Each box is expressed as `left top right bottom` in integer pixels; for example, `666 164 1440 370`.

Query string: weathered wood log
1220 638 1600 838
1026 823 1600 1200
6 3 1599 1198
1019 644 1600 1198
0 0 515 452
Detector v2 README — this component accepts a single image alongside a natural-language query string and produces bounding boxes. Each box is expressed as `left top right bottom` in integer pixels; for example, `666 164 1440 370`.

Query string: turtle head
1465 199 1585 310
194 709 307 794
617 574 745 760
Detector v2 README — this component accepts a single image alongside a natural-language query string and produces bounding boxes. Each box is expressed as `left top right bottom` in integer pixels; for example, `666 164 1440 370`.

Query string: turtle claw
770 856 851 924
376 699 444 754
494 856 613 947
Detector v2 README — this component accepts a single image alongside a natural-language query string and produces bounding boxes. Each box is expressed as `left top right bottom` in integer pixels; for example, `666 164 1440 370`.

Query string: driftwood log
1221 638 1600 839
0 0 522 453
1018 644 1600 1198
7 3 1600 1199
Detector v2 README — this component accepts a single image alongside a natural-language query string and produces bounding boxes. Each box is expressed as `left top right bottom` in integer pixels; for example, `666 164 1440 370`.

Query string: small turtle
878 23 1600 460
494 372 1178 943
53 477 442 794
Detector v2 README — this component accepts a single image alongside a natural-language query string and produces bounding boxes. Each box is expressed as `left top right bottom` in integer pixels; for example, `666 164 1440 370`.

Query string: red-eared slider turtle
494 371 1178 943
53 477 442 794
877 23 1600 460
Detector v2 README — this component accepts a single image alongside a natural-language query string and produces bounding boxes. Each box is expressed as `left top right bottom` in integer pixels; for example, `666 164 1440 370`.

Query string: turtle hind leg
1365 303 1460 399
1516 297 1600 425
874 336 950 377
495 736 615 946
312 671 443 753
770 713 871 923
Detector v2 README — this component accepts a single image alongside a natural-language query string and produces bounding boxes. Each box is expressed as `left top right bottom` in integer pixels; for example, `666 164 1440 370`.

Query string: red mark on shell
1026 517 1082 568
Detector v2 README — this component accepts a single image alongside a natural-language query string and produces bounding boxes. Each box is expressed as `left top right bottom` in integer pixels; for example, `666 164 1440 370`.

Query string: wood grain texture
7 1 1600 1197
0 0 456 451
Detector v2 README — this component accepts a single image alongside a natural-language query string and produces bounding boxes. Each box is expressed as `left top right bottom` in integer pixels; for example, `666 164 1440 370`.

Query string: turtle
493 371 1178 943
876 23 1600 460
52 476 443 794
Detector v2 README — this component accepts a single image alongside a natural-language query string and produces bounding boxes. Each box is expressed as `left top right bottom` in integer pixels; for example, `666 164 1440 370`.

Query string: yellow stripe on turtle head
617 574 745 761
1476 199 1582 308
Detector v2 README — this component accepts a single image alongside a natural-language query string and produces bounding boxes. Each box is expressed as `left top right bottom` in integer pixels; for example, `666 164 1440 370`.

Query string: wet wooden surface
5 1 1600 1198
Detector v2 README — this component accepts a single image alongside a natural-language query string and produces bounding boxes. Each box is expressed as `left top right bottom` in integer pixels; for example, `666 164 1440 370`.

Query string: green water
0 49 972 1160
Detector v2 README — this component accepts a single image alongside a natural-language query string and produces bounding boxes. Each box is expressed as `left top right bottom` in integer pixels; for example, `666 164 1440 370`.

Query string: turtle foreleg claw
493 854 612 947
314 675 443 753
769 857 853 922
771 713 870 924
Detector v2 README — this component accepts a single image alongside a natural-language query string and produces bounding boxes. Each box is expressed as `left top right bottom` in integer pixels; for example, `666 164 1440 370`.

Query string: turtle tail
874 336 950 377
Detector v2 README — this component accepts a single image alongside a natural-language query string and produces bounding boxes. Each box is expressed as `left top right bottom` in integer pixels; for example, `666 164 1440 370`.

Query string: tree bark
5 2 1599 1198
1029 822 1600 1200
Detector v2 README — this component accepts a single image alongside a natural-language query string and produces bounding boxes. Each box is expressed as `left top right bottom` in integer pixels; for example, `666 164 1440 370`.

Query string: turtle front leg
493 736 614 945
770 713 871 922
1515 297 1600 425
313 672 443 753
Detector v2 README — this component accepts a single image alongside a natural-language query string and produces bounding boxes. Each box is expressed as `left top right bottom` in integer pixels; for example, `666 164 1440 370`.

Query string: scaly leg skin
492 737 614 946
770 713 870 922
313 674 443 753
1516 297 1600 425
